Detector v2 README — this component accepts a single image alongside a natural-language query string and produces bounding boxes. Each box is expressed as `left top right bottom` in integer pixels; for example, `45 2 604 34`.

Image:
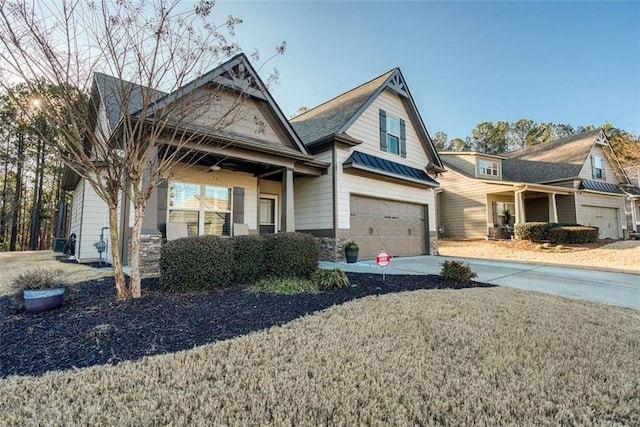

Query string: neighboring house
290 68 444 259
62 54 445 263
437 129 640 240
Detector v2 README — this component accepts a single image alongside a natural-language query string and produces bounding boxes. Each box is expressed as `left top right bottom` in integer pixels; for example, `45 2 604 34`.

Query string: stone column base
317 237 349 262
127 232 162 278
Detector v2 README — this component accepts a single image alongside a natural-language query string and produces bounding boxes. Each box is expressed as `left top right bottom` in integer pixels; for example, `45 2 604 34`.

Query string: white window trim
478 159 499 177
591 155 605 180
386 115 401 155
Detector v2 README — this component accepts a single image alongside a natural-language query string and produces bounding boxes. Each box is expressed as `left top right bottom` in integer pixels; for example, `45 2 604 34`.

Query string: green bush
231 235 265 285
311 268 350 290
262 232 320 278
160 235 234 292
548 226 599 244
514 222 557 242
252 276 318 295
440 260 478 286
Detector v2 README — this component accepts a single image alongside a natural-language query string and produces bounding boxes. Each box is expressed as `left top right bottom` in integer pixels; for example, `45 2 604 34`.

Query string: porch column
548 193 558 223
282 168 295 232
631 198 639 232
515 191 526 224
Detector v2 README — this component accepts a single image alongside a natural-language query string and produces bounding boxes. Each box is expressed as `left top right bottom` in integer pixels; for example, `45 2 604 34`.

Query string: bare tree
0 0 284 298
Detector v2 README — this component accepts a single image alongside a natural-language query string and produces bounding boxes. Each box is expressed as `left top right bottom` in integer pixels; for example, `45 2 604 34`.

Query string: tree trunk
9 129 24 251
129 200 145 298
29 136 43 250
108 205 128 298
54 181 66 238
0 138 9 246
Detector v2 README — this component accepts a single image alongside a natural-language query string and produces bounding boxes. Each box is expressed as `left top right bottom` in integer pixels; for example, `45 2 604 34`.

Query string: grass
1 287 638 425
252 276 318 295
0 251 112 296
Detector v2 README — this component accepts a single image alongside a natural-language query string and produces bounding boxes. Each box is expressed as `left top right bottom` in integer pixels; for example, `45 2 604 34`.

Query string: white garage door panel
350 195 426 259
582 205 619 239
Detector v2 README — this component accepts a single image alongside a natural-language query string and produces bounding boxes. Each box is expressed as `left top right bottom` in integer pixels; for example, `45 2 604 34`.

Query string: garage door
581 206 619 239
349 195 427 259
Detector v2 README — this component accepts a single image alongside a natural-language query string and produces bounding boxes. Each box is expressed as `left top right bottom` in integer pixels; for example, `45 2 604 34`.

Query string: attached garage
581 205 620 239
349 195 428 259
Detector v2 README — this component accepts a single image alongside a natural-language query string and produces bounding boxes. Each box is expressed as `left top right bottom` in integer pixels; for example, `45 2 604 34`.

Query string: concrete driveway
320 256 640 311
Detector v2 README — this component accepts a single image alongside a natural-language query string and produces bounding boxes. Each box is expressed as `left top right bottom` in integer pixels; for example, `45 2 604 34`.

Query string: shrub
344 241 359 251
542 243 551 249
440 260 478 286
262 232 320 278
555 245 564 251
514 222 557 242
252 276 318 295
9 268 66 302
160 235 234 292
231 235 265 285
311 268 350 290
10 268 65 292
548 226 599 244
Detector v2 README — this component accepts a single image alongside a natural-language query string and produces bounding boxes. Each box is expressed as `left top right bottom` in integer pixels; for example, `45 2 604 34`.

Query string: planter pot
23 287 66 313
345 248 359 264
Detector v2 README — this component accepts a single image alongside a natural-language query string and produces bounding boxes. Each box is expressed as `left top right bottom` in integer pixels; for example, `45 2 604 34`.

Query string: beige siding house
291 69 444 259
63 55 445 263
438 130 640 240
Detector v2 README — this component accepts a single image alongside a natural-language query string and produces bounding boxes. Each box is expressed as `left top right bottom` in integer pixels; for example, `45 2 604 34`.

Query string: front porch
484 185 574 238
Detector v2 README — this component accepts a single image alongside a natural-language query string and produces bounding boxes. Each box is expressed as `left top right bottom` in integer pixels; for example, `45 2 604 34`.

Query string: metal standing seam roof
580 180 624 194
343 151 439 186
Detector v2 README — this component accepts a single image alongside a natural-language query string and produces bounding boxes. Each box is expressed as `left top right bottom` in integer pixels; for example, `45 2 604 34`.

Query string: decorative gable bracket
387 72 408 98
212 61 267 101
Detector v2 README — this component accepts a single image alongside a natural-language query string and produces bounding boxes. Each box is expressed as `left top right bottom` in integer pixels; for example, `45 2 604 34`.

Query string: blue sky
212 1 640 139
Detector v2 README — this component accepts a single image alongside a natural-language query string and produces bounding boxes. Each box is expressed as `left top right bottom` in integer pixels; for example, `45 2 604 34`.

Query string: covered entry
581 206 620 239
349 195 427 259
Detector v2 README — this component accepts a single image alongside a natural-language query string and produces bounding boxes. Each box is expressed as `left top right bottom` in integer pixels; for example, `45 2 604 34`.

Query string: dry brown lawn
0 251 113 296
438 239 640 273
1 288 638 425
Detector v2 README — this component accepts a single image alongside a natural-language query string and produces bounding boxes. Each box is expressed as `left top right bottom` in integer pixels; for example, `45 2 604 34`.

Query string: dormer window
479 159 499 177
591 155 605 180
379 109 406 158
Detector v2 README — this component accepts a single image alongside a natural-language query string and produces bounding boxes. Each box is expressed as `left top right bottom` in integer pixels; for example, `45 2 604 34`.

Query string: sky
206 0 640 140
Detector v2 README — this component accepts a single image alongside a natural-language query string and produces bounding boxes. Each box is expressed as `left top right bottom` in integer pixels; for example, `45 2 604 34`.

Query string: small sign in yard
376 250 391 280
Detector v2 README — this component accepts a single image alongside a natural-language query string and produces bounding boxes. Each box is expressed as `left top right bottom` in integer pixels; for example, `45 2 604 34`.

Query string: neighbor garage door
349 195 427 259
581 205 620 239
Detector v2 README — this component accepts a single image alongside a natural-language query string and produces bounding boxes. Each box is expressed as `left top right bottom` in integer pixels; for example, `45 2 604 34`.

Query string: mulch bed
1 273 494 379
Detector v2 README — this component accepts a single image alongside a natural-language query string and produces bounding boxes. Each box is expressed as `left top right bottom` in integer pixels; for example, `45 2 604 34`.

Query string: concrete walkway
320 256 640 311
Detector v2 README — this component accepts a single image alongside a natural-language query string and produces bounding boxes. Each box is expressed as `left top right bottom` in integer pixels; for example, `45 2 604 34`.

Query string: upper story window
379 109 406 158
479 159 499 177
386 115 400 155
168 182 232 237
591 155 605 180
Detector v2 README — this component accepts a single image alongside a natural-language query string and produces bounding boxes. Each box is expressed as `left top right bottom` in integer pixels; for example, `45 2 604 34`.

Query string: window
379 109 405 157
591 155 604 180
479 159 499 177
386 115 400 155
169 182 231 237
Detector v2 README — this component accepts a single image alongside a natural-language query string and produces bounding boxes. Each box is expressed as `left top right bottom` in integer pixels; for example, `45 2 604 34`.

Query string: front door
259 196 277 234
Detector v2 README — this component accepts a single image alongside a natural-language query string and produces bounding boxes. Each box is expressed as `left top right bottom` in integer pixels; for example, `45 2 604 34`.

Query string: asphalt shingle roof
501 130 602 183
94 72 167 129
290 70 395 144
